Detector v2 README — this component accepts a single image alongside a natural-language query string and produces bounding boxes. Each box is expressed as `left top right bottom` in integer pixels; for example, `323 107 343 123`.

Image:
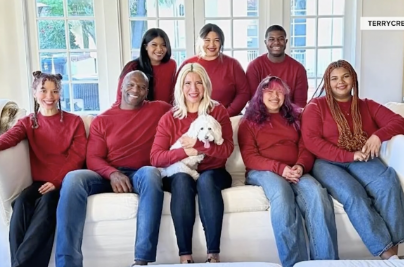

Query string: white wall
359 0 404 103
0 0 30 109
1 0 404 111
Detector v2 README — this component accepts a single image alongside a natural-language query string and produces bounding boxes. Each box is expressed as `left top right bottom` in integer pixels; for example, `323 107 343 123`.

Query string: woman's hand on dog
180 135 197 149
184 148 198 157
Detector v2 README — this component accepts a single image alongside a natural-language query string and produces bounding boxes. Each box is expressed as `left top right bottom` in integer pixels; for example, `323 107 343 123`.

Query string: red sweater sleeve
365 99 404 141
296 137 314 173
293 66 309 108
0 117 28 150
226 60 250 116
301 101 355 162
193 105 234 158
86 118 118 179
238 119 288 176
52 118 87 188
150 113 189 167
246 60 260 98
114 60 138 106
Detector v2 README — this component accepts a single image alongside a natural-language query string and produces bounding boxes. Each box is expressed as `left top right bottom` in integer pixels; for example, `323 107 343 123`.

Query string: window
33 0 99 114
289 0 345 98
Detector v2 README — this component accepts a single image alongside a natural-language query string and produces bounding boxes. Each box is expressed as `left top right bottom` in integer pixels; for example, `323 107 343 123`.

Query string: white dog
160 114 223 180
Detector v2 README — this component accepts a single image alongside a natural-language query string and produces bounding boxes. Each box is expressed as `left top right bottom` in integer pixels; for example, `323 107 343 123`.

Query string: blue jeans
55 166 164 267
162 168 232 256
312 158 404 256
247 170 338 267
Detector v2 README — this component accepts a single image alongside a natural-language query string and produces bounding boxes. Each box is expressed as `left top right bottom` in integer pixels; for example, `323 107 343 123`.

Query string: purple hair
244 76 301 129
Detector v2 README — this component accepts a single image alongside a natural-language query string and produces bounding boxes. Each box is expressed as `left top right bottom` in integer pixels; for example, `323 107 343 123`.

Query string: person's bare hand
38 182 56 195
110 172 132 193
180 135 197 149
354 151 369 162
282 166 300 184
184 148 198 157
362 134 381 159
289 165 303 179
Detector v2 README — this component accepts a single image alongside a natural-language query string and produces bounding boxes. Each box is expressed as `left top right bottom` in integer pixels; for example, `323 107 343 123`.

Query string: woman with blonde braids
301 60 404 260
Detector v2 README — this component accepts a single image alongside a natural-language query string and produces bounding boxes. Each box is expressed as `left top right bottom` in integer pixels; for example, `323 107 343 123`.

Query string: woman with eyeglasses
238 76 338 267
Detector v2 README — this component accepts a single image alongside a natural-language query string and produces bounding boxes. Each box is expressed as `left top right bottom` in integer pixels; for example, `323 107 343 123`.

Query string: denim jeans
162 168 232 256
10 181 59 267
247 170 338 267
55 166 164 267
312 158 404 256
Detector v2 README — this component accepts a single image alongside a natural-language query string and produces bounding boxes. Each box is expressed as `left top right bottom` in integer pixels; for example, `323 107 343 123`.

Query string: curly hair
311 60 367 151
244 76 301 129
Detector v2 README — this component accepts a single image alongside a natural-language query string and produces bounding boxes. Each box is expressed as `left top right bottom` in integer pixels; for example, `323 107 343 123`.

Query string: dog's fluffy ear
208 115 224 145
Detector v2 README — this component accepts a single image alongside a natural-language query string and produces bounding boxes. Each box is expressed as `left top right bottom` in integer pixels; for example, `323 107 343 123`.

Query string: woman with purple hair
238 76 338 267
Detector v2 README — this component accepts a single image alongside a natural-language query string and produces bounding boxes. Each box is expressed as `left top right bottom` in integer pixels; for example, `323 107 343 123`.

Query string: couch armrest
380 134 404 187
0 141 32 225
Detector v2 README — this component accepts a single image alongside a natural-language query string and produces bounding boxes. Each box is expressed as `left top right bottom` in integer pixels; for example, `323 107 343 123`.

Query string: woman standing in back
115 28 177 105
178 23 250 116
0 71 87 267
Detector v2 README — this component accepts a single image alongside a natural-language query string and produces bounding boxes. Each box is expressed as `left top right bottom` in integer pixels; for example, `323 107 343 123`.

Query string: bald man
55 71 172 267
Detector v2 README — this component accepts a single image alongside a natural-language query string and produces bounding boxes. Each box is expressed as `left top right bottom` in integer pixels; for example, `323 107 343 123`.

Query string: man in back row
55 70 171 267
246 25 309 108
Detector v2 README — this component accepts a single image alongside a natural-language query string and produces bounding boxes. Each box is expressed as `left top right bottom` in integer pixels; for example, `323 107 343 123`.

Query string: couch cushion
385 102 404 117
85 185 346 223
226 115 246 186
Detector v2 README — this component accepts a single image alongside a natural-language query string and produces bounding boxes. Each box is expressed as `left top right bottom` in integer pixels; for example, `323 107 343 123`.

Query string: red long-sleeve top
238 113 314 176
246 54 308 108
0 112 87 188
178 55 250 117
114 59 177 105
86 101 171 179
301 97 404 163
150 104 234 171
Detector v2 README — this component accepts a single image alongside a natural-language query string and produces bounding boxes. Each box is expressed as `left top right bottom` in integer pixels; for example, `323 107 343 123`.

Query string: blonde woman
151 63 234 263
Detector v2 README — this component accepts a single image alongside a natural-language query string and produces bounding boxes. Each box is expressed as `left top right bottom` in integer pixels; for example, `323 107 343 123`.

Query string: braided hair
31 71 63 129
311 60 367 151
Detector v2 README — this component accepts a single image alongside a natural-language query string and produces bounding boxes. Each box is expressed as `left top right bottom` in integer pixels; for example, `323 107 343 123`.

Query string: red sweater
87 101 171 179
150 104 234 171
238 114 314 176
0 112 87 188
301 97 404 162
114 59 177 105
179 55 250 117
246 54 308 108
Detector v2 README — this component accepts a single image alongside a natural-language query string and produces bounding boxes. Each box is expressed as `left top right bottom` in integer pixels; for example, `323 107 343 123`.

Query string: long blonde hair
173 63 218 119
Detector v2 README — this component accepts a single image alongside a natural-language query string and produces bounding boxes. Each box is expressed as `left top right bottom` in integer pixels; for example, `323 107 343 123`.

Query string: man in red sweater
55 71 172 267
246 25 309 108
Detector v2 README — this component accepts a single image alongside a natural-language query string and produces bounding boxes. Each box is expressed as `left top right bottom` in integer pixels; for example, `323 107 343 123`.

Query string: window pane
172 51 187 66
291 49 316 78
205 20 231 48
205 0 231 17
61 84 71 111
318 18 343 46
38 20 67 49
67 0 94 16
72 83 100 111
131 50 140 59
37 0 64 17
318 0 344 15
233 20 258 49
290 18 315 47
308 78 324 99
223 50 232 57
317 48 342 77
68 20 96 49
291 0 316 16
234 50 259 70
233 0 258 17
158 0 185 17
130 20 158 49
70 52 98 78
159 20 186 49
130 0 157 18
39 52 69 79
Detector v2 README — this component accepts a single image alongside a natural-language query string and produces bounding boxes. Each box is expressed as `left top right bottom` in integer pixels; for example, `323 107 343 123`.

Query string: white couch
1 100 404 267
